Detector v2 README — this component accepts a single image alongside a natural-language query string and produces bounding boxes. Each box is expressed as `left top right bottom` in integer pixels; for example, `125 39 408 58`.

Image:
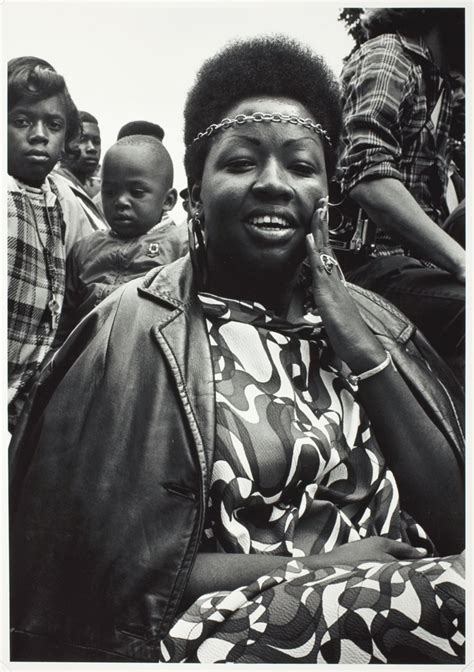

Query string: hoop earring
187 212 208 288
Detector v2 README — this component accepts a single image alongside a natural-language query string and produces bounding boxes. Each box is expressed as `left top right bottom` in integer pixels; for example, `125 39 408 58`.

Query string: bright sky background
4 0 354 219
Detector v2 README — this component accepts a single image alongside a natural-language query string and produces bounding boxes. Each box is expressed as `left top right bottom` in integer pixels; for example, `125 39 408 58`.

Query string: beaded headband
191 112 332 147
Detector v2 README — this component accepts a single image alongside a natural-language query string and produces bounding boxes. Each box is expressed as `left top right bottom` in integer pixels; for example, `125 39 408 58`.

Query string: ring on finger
320 253 339 274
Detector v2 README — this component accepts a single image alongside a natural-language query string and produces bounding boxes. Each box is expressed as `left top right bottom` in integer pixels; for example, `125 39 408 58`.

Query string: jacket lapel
139 256 216 496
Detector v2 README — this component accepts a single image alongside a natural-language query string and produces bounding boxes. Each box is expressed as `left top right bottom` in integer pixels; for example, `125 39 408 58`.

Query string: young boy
7 56 93 429
55 110 108 230
56 135 188 343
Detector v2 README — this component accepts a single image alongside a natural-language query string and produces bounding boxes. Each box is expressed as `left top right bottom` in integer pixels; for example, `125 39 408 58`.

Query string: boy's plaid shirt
8 177 66 424
337 33 456 256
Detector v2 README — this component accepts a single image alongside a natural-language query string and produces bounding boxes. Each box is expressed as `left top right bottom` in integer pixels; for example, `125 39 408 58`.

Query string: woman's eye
291 163 316 176
226 158 254 172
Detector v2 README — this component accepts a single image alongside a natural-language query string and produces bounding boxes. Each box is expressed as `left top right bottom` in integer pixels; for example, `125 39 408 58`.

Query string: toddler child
56 135 188 343
7 56 93 429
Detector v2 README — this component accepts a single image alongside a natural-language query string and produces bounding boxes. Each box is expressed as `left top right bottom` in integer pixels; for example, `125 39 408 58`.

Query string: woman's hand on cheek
305 201 386 373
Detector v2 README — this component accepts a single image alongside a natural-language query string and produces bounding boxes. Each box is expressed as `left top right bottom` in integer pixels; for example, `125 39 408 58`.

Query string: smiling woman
9 35 465 664
196 96 329 313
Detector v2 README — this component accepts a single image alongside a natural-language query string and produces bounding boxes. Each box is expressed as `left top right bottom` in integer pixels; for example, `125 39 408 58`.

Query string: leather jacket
9 254 464 662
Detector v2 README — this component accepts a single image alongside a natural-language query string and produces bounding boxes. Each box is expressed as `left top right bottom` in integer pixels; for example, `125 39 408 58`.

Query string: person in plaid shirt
337 8 465 384
7 57 93 429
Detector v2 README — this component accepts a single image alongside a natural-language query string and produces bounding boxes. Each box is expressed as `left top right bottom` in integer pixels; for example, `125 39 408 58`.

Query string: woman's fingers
382 540 428 560
310 199 331 252
307 202 346 287
367 538 428 560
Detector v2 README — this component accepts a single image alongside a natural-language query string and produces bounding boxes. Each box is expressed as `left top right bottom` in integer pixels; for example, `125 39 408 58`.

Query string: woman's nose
252 160 292 200
29 121 48 144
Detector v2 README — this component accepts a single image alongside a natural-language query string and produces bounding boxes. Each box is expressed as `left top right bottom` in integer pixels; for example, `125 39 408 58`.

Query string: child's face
8 94 67 187
102 144 172 239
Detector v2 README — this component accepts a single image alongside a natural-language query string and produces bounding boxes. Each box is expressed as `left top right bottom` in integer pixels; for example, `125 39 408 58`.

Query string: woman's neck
205 263 304 319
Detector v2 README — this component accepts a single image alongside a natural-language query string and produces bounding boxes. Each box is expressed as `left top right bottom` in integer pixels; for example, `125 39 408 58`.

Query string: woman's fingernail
416 547 428 555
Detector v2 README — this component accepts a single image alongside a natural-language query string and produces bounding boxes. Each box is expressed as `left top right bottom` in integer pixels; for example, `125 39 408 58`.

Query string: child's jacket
56 220 189 343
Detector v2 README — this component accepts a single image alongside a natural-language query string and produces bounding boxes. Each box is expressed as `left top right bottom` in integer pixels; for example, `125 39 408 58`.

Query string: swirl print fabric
159 294 464 663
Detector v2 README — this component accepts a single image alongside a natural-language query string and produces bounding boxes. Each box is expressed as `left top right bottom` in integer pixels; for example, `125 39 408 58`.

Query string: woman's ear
162 188 178 212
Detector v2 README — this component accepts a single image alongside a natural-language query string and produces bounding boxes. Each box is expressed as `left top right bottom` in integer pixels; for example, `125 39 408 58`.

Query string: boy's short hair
107 135 174 186
8 56 80 148
79 110 99 125
183 35 342 185
117 120 165 142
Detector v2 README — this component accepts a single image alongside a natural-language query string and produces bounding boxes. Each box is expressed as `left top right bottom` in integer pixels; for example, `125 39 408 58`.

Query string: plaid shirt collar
8 174 58 208
397 32 455 100
398 32 433 65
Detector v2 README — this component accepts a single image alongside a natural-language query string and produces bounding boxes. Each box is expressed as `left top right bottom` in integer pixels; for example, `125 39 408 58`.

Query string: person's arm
350 178 465 282
53 245 84 347
180 538 426 610
306 204 464 555
338 39 465 281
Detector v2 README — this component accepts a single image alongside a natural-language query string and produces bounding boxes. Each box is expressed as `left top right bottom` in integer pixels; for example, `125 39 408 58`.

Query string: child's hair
79 110 99 125
106 135 174 186
117 120 165 141
184 35 342 186
8 56 80 148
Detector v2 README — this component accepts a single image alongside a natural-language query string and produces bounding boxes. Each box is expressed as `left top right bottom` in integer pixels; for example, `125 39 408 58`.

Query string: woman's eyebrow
283 137 321 148
220 134 261 147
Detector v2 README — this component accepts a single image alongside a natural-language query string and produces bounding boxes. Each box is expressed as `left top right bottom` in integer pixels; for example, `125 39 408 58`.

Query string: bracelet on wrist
347 350 395 386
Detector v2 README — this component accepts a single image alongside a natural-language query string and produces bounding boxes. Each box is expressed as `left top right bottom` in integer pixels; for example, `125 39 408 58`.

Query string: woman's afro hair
8 56 80 148
184 35 342 186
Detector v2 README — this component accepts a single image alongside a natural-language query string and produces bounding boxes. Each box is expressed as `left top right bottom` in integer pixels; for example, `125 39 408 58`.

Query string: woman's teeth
248 216 291 229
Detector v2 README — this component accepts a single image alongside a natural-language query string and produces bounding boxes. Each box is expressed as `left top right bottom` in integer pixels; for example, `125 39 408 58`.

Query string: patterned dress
159 294 464 664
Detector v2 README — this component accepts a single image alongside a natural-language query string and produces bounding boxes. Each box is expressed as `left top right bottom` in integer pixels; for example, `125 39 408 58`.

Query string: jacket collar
138 254 196 310
398 32 434 66
138 254 415 343
138 253 414 341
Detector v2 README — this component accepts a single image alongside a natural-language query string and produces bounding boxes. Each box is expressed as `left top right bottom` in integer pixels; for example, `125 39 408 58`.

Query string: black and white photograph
3 1 469 667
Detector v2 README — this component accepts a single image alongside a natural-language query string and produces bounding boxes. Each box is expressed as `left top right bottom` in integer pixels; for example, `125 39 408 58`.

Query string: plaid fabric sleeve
338 37 416 193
